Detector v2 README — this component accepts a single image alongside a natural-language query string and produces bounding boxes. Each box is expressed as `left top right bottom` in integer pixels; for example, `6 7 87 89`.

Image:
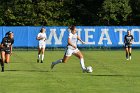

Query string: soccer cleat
41 60 43 63
37 59 39 63
1 67 4 72
129 56 131 60
126 57 129 60
83 68 88 73
51 62 55 69
1 70 4 72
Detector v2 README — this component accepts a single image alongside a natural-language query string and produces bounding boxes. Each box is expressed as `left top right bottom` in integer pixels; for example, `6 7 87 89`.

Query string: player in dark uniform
0 31 14 72
124 30 134 60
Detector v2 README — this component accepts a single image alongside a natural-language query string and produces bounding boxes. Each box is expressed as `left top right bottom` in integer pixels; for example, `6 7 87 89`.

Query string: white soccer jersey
37 32 47 44
67 32 78 49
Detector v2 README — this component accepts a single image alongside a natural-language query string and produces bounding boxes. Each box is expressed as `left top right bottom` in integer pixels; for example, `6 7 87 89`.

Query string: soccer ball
86 66 93 73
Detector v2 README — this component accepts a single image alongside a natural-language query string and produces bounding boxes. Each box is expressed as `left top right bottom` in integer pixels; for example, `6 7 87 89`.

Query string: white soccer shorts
65 48 79 57
38 43 46 49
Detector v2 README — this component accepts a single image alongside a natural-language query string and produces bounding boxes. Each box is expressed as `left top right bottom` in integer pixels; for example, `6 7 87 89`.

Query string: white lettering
84 29 95 44
46 29 66 44
131 29 140 44
115 29 127 44
98 29 112 45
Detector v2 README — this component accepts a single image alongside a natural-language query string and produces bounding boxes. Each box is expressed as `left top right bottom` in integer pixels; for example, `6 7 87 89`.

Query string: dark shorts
125 44 132 48
0 48 11 54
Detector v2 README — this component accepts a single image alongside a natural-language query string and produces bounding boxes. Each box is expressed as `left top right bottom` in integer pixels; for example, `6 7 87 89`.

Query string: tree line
0 0 139 26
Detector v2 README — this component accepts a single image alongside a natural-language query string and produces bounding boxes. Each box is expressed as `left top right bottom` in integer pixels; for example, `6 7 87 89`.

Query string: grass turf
0 50 140 93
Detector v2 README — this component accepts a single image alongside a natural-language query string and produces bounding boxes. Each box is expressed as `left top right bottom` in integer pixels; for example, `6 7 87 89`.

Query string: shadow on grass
91 74 124 77
10 62 41 63
5 69 49 72
91 74 140 77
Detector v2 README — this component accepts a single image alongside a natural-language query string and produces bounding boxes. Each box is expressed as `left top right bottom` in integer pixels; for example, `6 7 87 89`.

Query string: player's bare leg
129 48 132 60
1 51 5 72
5 54 10 70
5 54 10 63
125 48 129 60
73 51 87 72
41 48 45 63
51 55 70 69
37 48 41 63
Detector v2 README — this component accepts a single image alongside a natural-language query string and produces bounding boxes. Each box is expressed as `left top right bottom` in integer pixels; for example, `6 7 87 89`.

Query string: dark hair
40 27 45 33
5 31 13 37
69 25 76 31
127 30 131 32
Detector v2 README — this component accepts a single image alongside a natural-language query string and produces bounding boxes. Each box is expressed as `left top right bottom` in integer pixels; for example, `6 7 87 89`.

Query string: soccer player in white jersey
36 27 47 63
51 26 88 72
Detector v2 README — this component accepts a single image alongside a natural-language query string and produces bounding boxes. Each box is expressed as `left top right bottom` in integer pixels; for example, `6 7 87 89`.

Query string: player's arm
68 33 76 49
68 38 76 49
0 44 3 48
124 35 126 44
36 33 44 40
0 38 4 48
10 39 14 55
130 35 134 44
0 44 2 48
36 36 44 40
10 45 13 55
44 34 47 41
77 36 85 44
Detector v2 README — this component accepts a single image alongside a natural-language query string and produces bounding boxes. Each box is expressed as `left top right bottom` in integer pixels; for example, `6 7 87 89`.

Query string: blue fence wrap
0 26 140 48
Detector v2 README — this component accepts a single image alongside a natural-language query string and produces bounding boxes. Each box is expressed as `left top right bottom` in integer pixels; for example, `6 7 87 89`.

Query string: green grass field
0 50 140 93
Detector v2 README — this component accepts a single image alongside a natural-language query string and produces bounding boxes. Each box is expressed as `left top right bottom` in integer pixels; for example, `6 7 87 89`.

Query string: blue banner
0 26 140 48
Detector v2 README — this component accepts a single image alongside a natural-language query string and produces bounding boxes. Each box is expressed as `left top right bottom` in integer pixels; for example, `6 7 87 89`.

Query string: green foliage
0 0 75 26
129 0 140 25
99 0 132 25
0 0 139 25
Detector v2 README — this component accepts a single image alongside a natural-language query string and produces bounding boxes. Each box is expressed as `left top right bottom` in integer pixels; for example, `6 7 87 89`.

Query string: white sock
38 54 40 60
80 58 86 70
53 59 62 65
41 54 44 61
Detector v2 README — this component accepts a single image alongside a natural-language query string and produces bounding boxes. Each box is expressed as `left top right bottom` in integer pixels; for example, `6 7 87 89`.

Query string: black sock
126 53 128 58
129 53 131 56
1 60 4 72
